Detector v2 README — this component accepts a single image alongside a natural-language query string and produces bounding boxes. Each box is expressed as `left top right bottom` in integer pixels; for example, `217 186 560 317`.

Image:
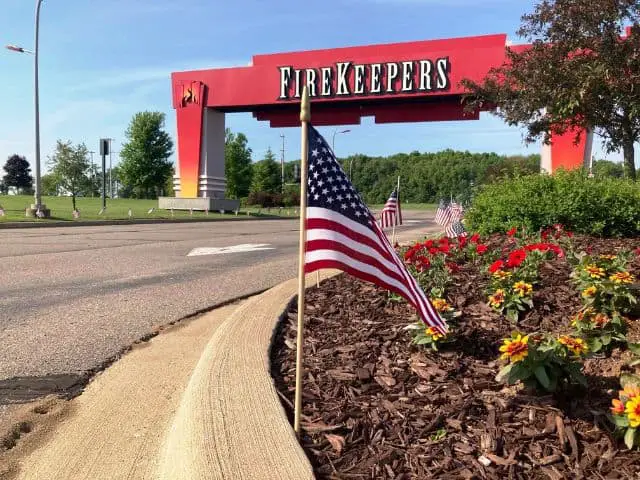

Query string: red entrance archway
169 33 591 202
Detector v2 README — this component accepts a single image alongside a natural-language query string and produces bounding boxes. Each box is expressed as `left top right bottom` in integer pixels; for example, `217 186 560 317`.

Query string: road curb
157 270 340 480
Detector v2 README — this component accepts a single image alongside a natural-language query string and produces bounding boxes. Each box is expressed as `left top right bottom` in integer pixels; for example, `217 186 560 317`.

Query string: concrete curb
156 270 339 480
0 215 294 230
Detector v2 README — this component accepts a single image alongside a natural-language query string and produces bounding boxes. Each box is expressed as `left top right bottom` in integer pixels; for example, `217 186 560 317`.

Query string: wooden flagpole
391 176 400 245
294 86 310 435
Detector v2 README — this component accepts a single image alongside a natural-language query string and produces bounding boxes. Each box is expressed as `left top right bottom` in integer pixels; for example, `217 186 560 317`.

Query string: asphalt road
0 212 437 382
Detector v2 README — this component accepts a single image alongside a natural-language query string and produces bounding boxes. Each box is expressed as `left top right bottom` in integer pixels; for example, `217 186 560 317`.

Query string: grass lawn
0 195 297 222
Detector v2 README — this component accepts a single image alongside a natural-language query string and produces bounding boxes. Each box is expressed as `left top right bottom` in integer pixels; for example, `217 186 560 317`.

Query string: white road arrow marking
187 244 275 257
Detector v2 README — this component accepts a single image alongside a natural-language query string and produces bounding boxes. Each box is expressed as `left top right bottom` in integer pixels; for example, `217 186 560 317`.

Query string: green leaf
621 373 640 389
625 428 637 450
590 337 603 353
496 364 514 383
534 365 551 390
628 343 640 356
613 415 630 428
602 333 612 346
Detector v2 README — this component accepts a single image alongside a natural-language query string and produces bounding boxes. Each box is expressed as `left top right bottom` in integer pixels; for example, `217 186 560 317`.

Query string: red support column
541 127 593 174
172 81 206 198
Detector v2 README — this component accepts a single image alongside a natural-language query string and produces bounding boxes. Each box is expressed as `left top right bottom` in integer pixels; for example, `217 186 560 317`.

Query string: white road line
187 244 275 257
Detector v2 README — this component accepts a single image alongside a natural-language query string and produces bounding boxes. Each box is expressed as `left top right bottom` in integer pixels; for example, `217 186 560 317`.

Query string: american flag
434 199 450 225
0 208 4 217
304 125 447 334
445 220 467 238
379 188 402 229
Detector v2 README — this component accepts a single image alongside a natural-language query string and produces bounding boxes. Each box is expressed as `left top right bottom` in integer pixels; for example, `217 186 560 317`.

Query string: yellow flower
499 334 529 363
611 398 625 415
593 313 610 328
426 327 444 341
581 286 597 298
610 271 635 284
584 264 605 279
599 254 618 261
513 281 533 297
489 289 506 308
492 270 512 280
431 298 452 313
620 385 640 402
626 396 640 428
558 336 588 356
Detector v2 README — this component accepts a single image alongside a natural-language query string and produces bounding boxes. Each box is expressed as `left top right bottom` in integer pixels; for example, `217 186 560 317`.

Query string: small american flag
0 207 4 217
379 188 402 229
445 220 467 238
304 125 447 334
434 199 450 225
72 210 80 219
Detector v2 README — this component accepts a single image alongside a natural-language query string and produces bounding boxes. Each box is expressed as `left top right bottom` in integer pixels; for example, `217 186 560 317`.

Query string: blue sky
0 0 633 174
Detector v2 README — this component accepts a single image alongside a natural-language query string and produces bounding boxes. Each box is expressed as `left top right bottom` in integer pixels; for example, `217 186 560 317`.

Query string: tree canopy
463 0 640 179
225 128 253 198
250 148 281 194
3 154 33 193
119 111 174 198
48 140 91 210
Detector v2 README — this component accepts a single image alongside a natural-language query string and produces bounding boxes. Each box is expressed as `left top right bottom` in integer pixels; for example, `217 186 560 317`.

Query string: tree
0 180 7 195
462 0 640 179
3 154 33 193
225 128 253 198
41 173 59 196
119 111 174 198
593 159 625 178
250 148 281 194
48 140 91 210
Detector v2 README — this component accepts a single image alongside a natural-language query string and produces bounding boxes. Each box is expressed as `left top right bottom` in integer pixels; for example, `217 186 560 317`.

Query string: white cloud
61 59 244 93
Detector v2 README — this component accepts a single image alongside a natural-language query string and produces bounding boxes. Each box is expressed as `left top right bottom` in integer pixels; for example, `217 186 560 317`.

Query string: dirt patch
271 236 640 479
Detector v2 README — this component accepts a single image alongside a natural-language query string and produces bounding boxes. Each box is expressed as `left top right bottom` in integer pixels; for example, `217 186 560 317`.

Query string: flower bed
271 233 640 478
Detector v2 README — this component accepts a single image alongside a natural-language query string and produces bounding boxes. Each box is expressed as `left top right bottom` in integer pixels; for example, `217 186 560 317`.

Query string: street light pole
5 0 47 216
280 134 285 194
331 128 351 155
33 0 44 212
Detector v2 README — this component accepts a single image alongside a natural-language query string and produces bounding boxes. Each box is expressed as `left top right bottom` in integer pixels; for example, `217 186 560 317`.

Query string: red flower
553 223 564 231
634 247 640 256
541 230 550 240
439 243 451 255
507 227 517 237
423 240 434 249
476 244 488 255
506 249 527 268
404 247 417 261
458 235 467 248
415 256 431 272
439 237 450 245
489 259 505 273
566 231 574 238
470 233 481 244
446 262 460 273
428 247 439 255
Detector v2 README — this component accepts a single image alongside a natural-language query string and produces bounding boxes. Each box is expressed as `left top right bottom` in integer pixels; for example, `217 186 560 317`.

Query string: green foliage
342 150 539 205
467 169 640 237
225 129 253 199
496 332 588 393
119 111 174 199
48 140 92 210
3 154 33 193
250 148 281 194
246 191 282 207
462 0 640 179
593 160 625 179
40 173 59 196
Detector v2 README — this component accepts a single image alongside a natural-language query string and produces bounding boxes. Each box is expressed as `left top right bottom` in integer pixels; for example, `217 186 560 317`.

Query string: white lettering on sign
187 244 275 257
278 56 451 99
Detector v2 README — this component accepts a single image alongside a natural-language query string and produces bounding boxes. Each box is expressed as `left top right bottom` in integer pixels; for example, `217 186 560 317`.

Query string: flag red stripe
306 217 396 264
371 222 446 329
304 259 447 335
306 239 407 285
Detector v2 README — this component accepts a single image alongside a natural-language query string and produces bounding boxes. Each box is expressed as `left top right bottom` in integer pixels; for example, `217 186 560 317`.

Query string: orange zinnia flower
499 334 529 363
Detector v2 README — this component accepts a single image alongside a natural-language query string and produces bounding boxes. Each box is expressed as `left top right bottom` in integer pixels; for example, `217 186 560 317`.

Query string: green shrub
466 169 640 238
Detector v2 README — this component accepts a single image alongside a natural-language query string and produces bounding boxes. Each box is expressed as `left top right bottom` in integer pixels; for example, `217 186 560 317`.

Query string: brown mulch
271 236 640 479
